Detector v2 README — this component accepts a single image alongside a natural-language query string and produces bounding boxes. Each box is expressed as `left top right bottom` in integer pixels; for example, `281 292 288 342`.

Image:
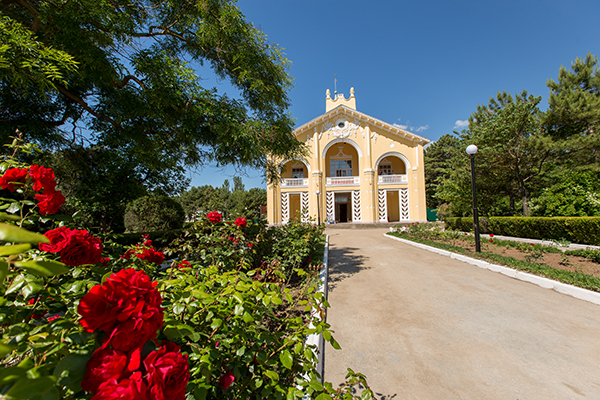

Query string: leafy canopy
0 0 303 180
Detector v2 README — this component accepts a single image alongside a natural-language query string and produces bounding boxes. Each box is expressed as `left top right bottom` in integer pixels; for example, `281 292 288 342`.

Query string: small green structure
427 208 438 221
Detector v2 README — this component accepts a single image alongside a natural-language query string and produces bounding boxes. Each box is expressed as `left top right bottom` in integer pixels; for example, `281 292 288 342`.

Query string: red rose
40 227 103 266
105 314 163 352
218 371 235 390
234 217 247 228
35 189 65 215
77 284 119 333
0 167 28 191
28 165 57 192
39 226 72 253
82 348 129 393
92 371 147 400
137 248 164 265
144 342 190 400
60 229 104 266
206 211 222 224
78 268 163 350
177 260 191 270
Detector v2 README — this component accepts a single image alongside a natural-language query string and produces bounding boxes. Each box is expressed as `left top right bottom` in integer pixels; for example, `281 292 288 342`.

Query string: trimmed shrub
445 216 600 245
124 195 185 233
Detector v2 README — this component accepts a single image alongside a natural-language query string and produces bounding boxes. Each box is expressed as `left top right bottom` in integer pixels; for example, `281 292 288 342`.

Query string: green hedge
444 216 600 246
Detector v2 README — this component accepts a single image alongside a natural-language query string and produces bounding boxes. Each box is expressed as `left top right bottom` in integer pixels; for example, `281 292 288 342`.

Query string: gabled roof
293 105 430 146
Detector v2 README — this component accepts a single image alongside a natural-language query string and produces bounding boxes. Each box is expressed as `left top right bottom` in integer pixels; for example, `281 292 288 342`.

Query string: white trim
374 152 411 171
321 138 363 159
278 158 311 174
294 106 430 146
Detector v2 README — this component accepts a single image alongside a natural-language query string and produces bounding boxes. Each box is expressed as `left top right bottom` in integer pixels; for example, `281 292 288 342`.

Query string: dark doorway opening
339 203 348 222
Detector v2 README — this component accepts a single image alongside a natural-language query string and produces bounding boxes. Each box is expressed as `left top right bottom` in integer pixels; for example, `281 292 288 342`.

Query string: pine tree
545 52 600 167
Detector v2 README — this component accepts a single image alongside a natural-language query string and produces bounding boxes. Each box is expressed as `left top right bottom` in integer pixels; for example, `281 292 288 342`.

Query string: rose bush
0 139 373 400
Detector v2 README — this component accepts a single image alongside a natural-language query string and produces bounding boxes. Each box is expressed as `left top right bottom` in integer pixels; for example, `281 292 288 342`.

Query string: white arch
321 138 363 159
278 158 311 174
374 152 411 170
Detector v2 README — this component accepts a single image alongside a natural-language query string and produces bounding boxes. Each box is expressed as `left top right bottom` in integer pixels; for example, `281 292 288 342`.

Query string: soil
428 237 600 279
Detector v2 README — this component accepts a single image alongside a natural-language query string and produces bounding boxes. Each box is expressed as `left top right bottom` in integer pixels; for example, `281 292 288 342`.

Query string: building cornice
293 106 430 146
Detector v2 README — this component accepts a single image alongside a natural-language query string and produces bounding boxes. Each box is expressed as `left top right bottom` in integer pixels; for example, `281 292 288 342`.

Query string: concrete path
323 227 600 400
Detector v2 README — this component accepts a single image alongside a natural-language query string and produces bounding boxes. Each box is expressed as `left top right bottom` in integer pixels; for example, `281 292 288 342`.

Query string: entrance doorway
386 190 400 222
334 193 351 223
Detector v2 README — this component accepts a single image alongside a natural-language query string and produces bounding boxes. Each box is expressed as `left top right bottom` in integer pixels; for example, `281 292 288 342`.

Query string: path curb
305 235 329 384
385 234 600 306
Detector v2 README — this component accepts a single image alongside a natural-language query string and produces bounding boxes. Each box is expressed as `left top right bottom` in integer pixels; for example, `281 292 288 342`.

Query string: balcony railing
378 174 408 184
326 176 360 186
281 178 308 187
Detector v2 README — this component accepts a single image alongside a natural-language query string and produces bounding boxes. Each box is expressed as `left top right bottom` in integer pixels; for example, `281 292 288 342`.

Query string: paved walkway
323 227 600 399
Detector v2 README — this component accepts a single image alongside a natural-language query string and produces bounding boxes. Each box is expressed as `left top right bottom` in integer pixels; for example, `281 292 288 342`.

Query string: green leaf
0 213 21 221
5 376 57 399
0 244 31 256
53 353 90 386
0 223 49 244
7 202 20 214
0 366 27 386
0 342 14 358
308 379 324 392
271 295 283 305
14 260 69 277
233 292 243 303
162 326 183 339
172 303 185 315
330 338 341 350
5 273 26 295
279 349 293 370
0 260 8 285
210 318 222 330
264 370 279 382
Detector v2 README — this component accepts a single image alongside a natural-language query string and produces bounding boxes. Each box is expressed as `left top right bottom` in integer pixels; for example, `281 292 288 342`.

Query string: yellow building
267 88 430 224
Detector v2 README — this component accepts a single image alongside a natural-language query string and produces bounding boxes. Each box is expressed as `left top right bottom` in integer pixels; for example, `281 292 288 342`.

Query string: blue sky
187 0 600 189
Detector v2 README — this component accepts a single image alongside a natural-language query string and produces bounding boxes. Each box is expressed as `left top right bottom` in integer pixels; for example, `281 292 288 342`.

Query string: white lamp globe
466 144 478 155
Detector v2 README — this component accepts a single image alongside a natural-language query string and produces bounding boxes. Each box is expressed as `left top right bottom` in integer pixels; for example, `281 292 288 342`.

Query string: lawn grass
387 232 600 293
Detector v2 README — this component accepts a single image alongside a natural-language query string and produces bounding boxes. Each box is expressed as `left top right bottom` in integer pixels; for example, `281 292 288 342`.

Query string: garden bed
388 223 600 293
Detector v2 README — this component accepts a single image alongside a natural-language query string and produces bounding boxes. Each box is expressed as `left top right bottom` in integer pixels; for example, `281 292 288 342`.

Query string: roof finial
334 74 337 98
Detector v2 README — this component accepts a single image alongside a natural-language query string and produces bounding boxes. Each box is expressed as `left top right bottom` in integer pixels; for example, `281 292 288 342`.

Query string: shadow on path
328 244 369 291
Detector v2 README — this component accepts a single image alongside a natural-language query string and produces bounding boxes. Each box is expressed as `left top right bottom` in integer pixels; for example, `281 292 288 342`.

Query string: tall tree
544 52 600 168
424 133 461 209
437 91 551 217
0 0 303 186
468 90 551 216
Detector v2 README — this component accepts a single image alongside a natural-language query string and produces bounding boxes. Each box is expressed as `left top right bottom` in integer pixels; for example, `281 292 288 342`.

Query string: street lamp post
466 145 481 253
316 191 321 225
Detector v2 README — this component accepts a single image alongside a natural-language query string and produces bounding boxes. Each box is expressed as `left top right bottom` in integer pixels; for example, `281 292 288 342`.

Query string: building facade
267 88 430 224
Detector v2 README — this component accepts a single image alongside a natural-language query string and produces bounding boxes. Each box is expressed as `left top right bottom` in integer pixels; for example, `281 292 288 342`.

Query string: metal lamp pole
316 191 321 225
466 145 481 253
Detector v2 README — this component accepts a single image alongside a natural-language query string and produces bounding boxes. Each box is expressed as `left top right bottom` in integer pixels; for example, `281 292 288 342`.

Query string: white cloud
393 121 429 133
454 120 469 129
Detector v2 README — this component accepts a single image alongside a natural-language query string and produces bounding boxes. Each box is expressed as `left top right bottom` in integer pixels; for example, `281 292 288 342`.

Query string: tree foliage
529 170 600 217
124 194 186 232
545 52 600 167
424 133 461 209
434 91 552 217
178 180 266 221
0 0 304 191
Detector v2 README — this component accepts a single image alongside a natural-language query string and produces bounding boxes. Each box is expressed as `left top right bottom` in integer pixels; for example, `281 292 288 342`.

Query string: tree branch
15 0 41 32
54 84 124 133
112 75 146 89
